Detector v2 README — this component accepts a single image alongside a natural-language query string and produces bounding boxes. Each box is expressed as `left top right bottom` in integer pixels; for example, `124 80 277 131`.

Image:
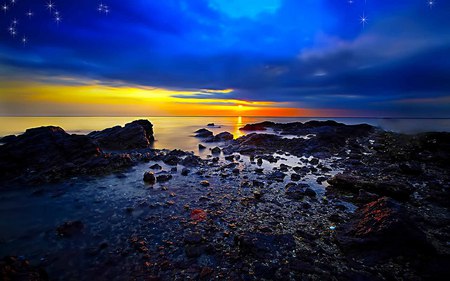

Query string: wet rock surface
88 119 154 150
0 120 449 280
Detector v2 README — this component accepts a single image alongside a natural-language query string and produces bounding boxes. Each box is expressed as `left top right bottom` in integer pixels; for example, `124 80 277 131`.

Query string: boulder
214 132 234 142
88 119 154 150
194 129 213 138
143 172 156 184
285 183 313 199
336 197 432 261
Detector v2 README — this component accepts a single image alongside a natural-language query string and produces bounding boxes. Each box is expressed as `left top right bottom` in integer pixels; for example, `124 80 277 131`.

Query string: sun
237 104 244 110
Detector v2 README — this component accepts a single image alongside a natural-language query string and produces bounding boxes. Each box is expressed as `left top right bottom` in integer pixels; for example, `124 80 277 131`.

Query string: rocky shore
0 119 449 280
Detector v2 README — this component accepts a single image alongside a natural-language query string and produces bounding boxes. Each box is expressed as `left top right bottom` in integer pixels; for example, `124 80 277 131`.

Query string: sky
0 0 449 117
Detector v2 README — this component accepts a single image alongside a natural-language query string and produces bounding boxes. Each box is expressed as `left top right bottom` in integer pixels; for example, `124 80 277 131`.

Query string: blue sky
0 0 449 117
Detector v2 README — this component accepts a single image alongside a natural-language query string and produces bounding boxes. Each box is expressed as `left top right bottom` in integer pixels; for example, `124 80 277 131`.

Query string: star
2 3 8 13
26 10 33 18
12 18 18 26
10 0 15 5
360 13 368 27
54 15 62 25
428 1 435 8
46 1 55 12
22 36 27 45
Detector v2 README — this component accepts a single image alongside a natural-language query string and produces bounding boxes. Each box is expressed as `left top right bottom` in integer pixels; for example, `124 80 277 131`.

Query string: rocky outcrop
328 173 413 201
88 119 154 150
337 197 433 261
0 126 136 185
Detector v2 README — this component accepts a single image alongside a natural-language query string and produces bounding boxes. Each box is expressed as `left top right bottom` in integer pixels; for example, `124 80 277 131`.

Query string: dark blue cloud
1 0 449 116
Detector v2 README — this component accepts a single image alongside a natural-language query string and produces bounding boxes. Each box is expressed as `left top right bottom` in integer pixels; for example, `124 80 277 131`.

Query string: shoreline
0 119 449 280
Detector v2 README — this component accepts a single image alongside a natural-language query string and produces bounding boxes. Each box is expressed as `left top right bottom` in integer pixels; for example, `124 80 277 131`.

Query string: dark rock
304 187 317 197
143 172 156 184
194 129 213 138
163 154 180 166
156 174 172 182
198 144 206 150
328 173 413 201
235 232 295 258
356 189 379 203
211 147 221 154
309 158 320 165
214 132 234 142
267 171 286 182
88 119 154 150
207 123 215 127
224 155 235 161
336 197 433 262
56 220 84 238
291 173 301 181
0 134 17 143
285 183 310 199
0 126 132 185
239 122 274 131
149 163 162 170
180 155 201 167
0 256 48 281
181 168 190 176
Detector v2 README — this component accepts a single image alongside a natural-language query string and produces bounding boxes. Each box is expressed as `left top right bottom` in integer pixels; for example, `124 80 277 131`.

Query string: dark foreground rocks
0 256 48 281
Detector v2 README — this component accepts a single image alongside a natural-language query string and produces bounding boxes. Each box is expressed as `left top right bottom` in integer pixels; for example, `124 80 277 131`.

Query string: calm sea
0 117 449 152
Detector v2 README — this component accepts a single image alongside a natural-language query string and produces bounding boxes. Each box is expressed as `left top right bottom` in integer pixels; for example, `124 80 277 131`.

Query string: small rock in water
143 172 156 184
181 168 190 176
200 180 210 187
211 147 221 154
149 163 162 170
157 174 173 182
198 144 206 150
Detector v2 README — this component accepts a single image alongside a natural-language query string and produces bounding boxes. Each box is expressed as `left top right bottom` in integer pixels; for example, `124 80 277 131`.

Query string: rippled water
1 117 449 152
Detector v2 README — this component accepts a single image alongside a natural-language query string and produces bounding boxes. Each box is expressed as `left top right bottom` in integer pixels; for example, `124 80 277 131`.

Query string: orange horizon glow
0 78 354 117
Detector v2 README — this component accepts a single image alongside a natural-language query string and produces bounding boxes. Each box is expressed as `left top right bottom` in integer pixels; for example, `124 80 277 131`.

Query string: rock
336 197 433 261
291 173 301 181
207 123 215 127
149 163 162 170
0 256 48 281
181 168 190 176
180 155 201 167
356 189 379 203
224 155 235 161
304 187 317 197
198 144 206 150
200 180 210 187
328 173 413 201
309 158 320 165
285 183 310 199
267 171 286 182
239 122 274 131
0 126 133 185
163 155 180 166
88 119 154 150
0 135 17 143
253 190 263 200
214 132 234 142
143 172 156 184
235 232 295 258
194 129 213 138
211 147 221 154
156 174 172 182
56 220 84 237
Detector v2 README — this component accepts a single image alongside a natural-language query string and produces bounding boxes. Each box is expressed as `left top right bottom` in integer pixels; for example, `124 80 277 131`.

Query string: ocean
1 116 449 152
